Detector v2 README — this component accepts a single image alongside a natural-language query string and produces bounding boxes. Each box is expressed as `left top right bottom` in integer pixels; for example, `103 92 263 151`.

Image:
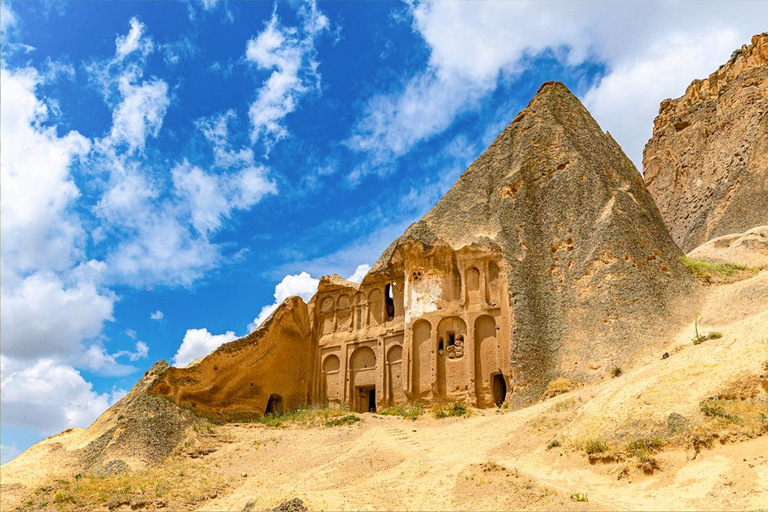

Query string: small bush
543 378 577 399
699 400 740 422
626 437 664 459
434 402 469 419
324 414 360 427
547 439 561 450
378 402 423 419
611 366 622 378
570 492 588 502
680 256 755 283
584 439 608 455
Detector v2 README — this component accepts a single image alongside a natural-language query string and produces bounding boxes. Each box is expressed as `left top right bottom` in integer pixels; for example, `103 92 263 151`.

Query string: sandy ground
2 271 767 512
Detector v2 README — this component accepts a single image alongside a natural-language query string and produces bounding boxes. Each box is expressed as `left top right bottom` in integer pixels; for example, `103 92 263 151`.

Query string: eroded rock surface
644 33 768 252
57 82 698 446
374 81 696 406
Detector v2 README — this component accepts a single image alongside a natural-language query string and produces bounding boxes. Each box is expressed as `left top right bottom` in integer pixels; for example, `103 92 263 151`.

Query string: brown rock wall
644 33 768 252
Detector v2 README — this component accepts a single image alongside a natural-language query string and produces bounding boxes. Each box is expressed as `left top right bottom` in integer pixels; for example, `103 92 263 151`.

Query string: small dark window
447 332 456 346
385 283 395 320
438 338 444 351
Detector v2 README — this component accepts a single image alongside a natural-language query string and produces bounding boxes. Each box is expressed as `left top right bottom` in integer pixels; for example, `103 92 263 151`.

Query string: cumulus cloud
248 271 320 332
348 0 768 172
171 328 238 368
347 264 370 284
150 310 164 320
88 18 274 288
0 359 125 435
246 0 330 149
171 161 276 237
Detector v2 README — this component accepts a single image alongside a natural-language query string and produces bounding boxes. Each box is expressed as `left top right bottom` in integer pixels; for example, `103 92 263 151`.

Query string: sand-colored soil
2 271 767 512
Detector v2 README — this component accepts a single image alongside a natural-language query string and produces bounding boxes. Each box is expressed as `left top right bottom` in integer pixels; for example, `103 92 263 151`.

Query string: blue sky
1 0 765 462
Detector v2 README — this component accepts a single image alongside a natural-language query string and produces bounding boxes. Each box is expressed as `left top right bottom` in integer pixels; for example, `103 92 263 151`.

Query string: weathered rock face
644 33 768 253
375 81 696 406
75 361 199 469
141 82 697 418
150 296 312 419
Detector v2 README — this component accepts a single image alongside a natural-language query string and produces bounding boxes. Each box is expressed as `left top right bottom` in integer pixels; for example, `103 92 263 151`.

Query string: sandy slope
2 271 767 512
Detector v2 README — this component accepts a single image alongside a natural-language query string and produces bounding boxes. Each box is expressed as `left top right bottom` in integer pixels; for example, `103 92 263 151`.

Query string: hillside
1 265 766 511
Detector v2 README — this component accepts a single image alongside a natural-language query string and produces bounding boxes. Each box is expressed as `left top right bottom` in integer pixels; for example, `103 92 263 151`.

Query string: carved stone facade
313 243 511 412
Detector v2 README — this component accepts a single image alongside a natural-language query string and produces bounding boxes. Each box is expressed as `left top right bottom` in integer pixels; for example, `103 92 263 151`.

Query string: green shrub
434 402 469 419
570 492 588 502
378 402 423 419
611 366 622 378
699 400 740 422
546 439 561 450
324 414 360 427
680 256 755 283
626 437 664 459
583 439 608 455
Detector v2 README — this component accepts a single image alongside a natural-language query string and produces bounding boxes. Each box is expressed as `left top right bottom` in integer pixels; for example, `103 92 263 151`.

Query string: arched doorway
350 346 377 412
474 315 498 406
412 319 432 399
323 354 341 405
387 345 403 404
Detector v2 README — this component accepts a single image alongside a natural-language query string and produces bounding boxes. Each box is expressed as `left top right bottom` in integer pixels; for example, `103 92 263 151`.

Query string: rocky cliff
374 81 697 405
644 33 768 252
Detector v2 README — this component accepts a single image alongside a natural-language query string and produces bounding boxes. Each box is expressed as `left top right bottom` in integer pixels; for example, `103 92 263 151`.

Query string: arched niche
353 292 366 330
368 288 383 327
320 296 335 335
336 294 352 332
450 267 462 302
387 345 404 404
322 354 342 405
436 316 468 397
412 319 432 399
488 261 501 302
474 314 498 404
466 266 482 305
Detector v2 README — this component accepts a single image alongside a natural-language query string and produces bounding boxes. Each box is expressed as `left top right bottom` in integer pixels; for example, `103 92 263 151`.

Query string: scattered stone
268 498 307 512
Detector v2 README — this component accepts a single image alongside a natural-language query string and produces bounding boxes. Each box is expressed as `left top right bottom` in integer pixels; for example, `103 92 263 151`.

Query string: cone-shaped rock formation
86 82 697 445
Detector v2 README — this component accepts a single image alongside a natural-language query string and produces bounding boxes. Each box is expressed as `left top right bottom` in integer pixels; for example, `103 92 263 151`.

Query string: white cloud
150 310 164 320
349 0 768 172
0 269 115 360
171 160 276 237
248 271 319 332
197 0 220 11
0 67 117 364
1 442 21 464
172 328 238 368
1 2 17 35
0 67 91 273
115 17 153 60
246 0 329 149
347 264 370 284
108 77 170 152
0 359 124 435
